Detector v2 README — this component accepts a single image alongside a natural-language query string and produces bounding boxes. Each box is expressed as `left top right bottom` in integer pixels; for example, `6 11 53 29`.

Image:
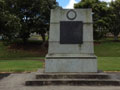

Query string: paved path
1 73 120 90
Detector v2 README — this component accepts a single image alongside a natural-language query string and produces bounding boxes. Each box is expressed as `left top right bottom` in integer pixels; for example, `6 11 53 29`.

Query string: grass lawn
0 39 120 72
0 60 43 72
0 57 120 72
95 41 120 57
0 41 30 59
94 40 120 71
98 57 120 71
1 39 120 59
0 41 47 59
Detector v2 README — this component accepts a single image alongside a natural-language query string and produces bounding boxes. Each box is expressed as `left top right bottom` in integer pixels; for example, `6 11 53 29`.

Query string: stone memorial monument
45 9 97 73
25 9 120 86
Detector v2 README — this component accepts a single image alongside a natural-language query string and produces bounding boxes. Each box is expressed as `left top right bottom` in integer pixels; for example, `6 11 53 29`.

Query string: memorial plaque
60 21 83 44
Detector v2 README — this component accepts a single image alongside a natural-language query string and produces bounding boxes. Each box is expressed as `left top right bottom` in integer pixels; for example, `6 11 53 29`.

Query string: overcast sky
56 0 113 9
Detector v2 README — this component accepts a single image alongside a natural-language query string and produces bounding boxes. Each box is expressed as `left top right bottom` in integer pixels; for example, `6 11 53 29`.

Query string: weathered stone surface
50 9 92 23
1 72 120 89
48 42 94 54
45 58 97 73
45 9 97 73
36 73 110 79
25 72 120 86
26 79 120 86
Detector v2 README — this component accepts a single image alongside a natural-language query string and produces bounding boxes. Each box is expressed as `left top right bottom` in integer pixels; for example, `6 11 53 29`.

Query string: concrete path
0 73 120 90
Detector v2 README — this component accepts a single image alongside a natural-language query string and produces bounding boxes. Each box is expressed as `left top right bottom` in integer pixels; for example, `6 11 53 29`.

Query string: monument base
45 54 97 73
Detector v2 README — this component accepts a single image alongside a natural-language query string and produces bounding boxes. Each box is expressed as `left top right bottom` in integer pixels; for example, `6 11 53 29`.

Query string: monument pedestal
25 9 120 86
45 54 97 73
25 69 120 86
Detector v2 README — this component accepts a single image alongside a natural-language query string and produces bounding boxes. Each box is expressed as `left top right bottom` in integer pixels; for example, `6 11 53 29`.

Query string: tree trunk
22 38 28 44
41 33 46 42
114 35 118 41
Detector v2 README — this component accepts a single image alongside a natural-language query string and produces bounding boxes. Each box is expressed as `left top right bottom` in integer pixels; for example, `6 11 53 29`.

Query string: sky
56 0 113 9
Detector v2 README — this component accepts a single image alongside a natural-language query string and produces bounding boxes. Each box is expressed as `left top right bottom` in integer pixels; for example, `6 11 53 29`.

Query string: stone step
36 74 110 79
25 79 120 86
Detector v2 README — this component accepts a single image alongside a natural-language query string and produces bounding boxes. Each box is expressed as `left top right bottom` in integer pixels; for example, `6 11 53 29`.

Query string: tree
4 0 58 43
0 0 21 43
0 0 5 35
0 0 58 43
109 0 120 41
75 0 109 40
2 14 21 43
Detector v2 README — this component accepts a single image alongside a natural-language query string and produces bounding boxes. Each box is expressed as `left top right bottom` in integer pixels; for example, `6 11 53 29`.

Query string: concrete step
36 74 110 79
25 79 120 86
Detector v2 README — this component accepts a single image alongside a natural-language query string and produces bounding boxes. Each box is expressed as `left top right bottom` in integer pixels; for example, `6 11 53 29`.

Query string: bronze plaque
60 21 83 44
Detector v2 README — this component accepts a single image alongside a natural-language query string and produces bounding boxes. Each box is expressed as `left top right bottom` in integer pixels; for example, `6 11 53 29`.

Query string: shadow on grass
0 40 48 59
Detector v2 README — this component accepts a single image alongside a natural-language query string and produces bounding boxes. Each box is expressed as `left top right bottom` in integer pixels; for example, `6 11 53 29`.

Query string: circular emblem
67 10 77 20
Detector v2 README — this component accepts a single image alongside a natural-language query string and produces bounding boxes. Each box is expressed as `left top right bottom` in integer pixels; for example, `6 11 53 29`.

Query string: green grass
0 57 120 72
0 57 45 60
0 60 43 72
98 57 120 71
0 39 120 72
94 40 120 71
1 39 120 59
95 41 120 57
0 41 31 59
0 41 45 59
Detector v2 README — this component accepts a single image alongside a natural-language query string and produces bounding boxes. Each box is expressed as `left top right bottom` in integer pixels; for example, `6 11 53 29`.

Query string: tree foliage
75 0 120 41
0 0 21 43
1 0 120 42
0 0 58 43
108 0 120 41
75 0 109 40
